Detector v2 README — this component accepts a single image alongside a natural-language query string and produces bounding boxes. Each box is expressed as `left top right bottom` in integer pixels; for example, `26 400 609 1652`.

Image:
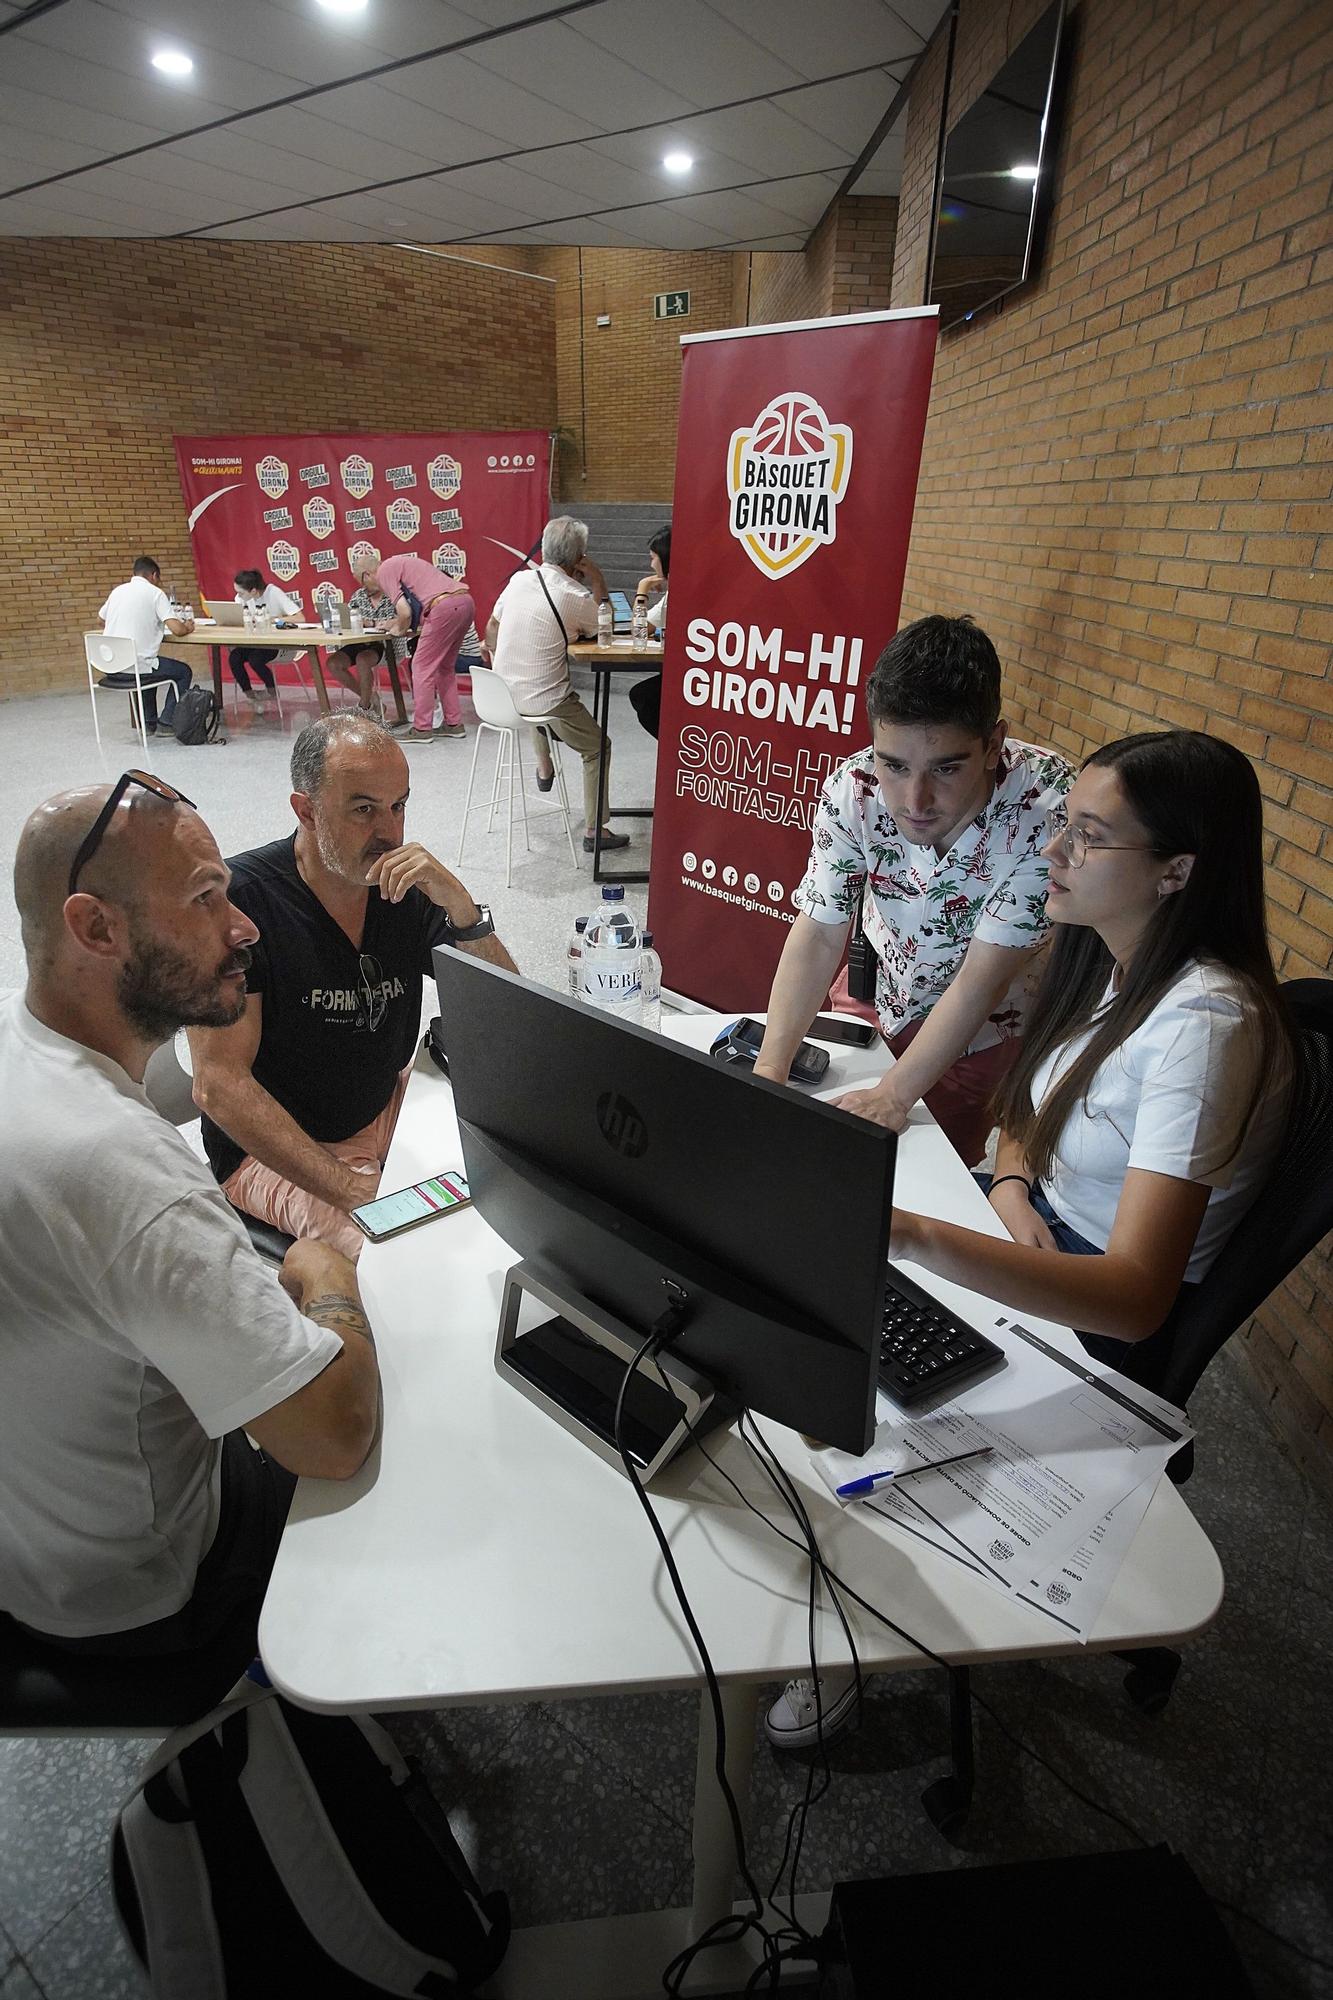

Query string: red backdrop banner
173 431 550 645
647 310 938 1009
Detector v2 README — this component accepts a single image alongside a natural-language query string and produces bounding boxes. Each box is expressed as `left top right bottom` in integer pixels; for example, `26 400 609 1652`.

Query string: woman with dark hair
767 729 1295 1753
892 729 1294 1377
230 566 300 702
628 523 671 739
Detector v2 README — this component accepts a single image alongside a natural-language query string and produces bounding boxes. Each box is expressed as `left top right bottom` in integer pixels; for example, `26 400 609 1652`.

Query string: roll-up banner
647 309 937 1010
173 431 550 664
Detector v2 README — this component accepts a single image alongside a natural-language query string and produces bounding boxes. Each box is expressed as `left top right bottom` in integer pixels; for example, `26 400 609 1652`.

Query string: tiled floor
2 686 1331 1997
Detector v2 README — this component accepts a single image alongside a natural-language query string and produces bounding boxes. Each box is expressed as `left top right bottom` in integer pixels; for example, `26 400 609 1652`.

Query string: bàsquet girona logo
727 392 852 580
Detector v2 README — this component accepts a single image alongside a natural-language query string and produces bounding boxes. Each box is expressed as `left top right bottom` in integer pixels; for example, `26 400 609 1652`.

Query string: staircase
564 501 672 597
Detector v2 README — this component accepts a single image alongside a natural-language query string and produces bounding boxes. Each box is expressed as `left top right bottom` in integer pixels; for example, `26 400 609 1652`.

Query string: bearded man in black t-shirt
191 713 516 1258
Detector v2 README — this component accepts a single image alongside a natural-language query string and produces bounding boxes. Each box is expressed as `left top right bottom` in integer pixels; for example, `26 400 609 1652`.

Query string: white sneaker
763 1672 861 1751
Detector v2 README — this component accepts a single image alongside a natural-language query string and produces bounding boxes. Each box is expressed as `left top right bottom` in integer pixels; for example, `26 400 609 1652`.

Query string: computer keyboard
878 1268 1004 1406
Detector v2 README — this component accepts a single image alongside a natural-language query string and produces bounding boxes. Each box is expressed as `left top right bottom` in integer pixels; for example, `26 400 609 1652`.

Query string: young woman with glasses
889 729 1295 1385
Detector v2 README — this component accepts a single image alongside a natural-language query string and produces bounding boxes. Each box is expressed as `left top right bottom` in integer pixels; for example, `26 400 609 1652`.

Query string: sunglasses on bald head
67 770 197 899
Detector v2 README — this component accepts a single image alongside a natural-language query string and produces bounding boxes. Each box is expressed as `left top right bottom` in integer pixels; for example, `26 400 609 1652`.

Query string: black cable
609 1320 783 1994
660 1404 1332 1980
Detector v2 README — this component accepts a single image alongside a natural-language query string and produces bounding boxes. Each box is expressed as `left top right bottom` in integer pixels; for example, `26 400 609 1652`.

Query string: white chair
84 633 177 763
457 666 579 889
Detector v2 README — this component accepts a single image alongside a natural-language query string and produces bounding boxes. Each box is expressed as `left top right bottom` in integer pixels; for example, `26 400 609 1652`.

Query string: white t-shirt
237 584 299 620
98 573 175 670
0 994 341 1638
489 563 601 715
1031 962 1287 1282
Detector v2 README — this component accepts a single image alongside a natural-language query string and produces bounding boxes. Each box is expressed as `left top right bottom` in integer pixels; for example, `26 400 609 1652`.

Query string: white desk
259 1015 1223 1997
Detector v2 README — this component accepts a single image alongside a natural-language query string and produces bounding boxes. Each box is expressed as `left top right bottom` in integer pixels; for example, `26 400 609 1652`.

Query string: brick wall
892 0 1333 1490
0 238 555 701
545 246 750 502
748 196 899 326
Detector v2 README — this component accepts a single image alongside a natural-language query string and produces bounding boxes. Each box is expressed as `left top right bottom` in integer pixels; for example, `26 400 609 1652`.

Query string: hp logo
596 1091 648 1158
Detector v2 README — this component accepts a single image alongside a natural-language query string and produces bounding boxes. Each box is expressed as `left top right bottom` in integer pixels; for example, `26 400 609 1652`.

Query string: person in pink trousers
365 554 473 742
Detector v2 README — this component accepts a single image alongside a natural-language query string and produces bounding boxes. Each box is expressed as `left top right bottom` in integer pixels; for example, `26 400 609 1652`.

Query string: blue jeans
972 1173 1199 1394
101 655 192 729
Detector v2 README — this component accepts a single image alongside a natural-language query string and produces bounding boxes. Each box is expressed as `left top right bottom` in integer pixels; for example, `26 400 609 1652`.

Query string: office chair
141 1038 295 1266
0 1606 260 1736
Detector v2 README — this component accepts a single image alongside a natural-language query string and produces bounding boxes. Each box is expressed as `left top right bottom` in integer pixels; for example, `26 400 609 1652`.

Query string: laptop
211 602 245 626
609 590 633 631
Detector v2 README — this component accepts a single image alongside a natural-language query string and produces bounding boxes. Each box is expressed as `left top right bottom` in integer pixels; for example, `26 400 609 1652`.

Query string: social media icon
744 873 760 895
767 881 783 901
722 866 738 887
701 859 716 880
682 851 697 872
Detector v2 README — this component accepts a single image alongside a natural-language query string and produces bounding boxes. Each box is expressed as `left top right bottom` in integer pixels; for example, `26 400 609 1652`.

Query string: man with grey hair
192 712 516 1258
484 516 629 852
1 774 378 1659
360 551 474 743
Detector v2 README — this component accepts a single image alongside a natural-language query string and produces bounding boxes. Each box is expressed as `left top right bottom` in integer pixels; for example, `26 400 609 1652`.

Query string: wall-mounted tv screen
928 0 1067 331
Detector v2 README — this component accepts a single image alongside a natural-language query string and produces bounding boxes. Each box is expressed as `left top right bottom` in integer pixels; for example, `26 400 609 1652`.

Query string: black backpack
172 686 224 745
113 1681 510 1998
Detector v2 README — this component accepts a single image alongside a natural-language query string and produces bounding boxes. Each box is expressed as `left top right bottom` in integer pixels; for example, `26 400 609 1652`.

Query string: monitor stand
496 1261 735 1484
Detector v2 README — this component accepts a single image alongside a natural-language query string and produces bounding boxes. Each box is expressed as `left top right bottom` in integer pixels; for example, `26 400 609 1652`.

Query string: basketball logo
340 453 374 499
312 581 345 612
302 497 335 540
256 454 289 499
387 498 420 542
428 453 462 499
433 543 467 579
266 539 300 582
348 540 380 574
727 392 852 579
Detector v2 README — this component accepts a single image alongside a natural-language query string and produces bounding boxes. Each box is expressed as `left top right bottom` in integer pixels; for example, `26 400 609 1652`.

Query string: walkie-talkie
846 896 877 1004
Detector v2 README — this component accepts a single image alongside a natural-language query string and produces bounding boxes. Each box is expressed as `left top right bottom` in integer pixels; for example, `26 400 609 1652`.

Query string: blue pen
836 1445 992 1499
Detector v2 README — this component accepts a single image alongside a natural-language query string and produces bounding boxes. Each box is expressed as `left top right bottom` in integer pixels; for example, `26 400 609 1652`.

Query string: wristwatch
449 904 495 943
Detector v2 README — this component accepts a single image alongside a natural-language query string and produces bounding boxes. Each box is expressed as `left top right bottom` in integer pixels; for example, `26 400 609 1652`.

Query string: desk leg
311 648 331 715
590 666 651 888
210 645 224 710
690 1682 756 1938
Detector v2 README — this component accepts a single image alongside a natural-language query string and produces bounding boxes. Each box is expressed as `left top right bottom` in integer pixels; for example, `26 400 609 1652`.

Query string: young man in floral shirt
754 615 1072 1167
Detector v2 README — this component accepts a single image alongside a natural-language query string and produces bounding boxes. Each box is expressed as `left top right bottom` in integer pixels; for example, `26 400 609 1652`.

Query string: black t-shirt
201 834 454 1184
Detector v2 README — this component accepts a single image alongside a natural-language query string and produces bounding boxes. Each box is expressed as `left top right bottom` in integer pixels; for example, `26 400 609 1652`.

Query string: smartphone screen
810 1013 878 1049
352 1171 472 1241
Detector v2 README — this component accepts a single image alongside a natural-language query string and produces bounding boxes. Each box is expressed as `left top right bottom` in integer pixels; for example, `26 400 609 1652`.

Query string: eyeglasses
358 952 386 1032
1044 803 1160 870
67 770 197 898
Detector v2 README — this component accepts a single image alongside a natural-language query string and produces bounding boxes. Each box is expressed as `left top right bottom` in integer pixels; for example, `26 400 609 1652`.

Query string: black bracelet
988 1174 1032 1197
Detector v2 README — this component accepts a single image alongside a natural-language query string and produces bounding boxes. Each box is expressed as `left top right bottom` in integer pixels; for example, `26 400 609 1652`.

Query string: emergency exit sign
653 290 691 320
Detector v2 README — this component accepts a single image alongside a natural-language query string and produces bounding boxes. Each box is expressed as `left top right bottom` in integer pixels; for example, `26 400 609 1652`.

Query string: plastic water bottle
597 599 613 650
579 886 641 1022
566 915 588 997
242 601 255 631
631 595 649 653
639 930 662 1033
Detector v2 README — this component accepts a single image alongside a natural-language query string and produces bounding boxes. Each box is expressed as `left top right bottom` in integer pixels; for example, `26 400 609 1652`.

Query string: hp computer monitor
432 948 896 1455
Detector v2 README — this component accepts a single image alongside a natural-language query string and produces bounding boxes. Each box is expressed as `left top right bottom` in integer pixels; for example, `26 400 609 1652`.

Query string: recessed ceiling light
151 48 194 76
1008 162 1039 180
662 151 694 175
315 0 369 13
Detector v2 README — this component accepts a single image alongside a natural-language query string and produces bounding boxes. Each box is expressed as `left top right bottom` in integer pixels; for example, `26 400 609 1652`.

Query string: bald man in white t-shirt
1 779 379 1668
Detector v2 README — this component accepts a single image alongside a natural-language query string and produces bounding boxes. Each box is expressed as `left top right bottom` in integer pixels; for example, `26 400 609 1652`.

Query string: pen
835 1445 992 1500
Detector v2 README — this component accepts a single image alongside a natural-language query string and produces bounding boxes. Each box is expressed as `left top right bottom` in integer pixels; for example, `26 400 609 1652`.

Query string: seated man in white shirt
1 775 379 1663
484 515 629 853
97 554 195 734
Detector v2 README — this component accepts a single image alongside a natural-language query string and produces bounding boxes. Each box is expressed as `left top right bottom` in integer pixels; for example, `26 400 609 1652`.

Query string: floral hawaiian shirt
347 585 411 668
794 739 1074 1053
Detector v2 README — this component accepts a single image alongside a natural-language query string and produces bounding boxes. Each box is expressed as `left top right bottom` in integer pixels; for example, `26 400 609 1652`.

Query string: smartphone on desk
352 1171 472 1243
711 1017 830 1086
810 1012 878 1049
